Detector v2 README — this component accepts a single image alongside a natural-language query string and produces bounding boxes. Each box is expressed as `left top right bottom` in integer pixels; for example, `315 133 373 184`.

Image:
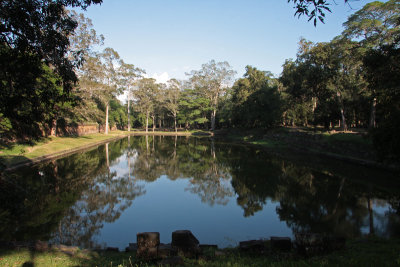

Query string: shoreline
1 130 212 172
1 127 398 172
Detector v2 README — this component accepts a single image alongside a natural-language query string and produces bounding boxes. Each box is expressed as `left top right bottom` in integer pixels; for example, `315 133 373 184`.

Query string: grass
0 131 129 168
222 127 377 165
0 249 138 267
321 131 371 146
0 129 213 169
1 238 399 266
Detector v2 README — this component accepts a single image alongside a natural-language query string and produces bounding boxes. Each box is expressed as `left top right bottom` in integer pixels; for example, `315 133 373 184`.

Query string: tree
186 60 236 131
231 66 282 128
0 0 102 85
133 78 159 132
342 0 400 129
164 79 182 132
342 0 400 49
100 48 125 134
280 59 314 126
68 11 104 71
178 88 211 129
364 40 400 163
0 1 102 138
119 62 144 132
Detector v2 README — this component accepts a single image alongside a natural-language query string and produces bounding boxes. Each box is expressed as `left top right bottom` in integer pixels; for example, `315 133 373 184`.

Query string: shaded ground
216 127 387 168
0 237 399 266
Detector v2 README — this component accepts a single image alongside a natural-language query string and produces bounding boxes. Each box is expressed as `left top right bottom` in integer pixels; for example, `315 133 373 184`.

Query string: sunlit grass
321 132 372 145
0 132 128 168
0 129 212 168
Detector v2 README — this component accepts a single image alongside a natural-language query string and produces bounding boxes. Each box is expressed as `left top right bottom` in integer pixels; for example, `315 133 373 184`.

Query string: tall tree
187 60 236 131
342 0 400 128
231 66 282 128
68 11 104 71
178 88 211 129
119 62 144 132
0 1 102 138
133 78 159 133
164 79 182 132
100 48 123 134
364 38 400 162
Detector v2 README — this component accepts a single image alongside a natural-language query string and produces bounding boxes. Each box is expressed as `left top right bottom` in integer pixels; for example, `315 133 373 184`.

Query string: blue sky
82 0 375 82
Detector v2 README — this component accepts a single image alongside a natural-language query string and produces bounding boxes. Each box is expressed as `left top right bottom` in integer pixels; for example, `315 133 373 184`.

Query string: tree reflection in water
1 136 399 248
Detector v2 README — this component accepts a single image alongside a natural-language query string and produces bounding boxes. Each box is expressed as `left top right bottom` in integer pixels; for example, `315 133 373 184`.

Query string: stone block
270 236 292 251
171 230 200 258
137 232 160 259
172 230 199 247
137 232 160 248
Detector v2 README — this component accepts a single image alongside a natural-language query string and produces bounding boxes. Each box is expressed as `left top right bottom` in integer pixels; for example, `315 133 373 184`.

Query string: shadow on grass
0 155 32 171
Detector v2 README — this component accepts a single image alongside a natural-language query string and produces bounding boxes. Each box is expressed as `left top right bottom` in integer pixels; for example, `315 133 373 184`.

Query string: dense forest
0 0 399 162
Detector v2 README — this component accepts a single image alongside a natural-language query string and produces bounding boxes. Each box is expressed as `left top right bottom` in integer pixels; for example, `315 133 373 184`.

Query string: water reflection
0 136 399 248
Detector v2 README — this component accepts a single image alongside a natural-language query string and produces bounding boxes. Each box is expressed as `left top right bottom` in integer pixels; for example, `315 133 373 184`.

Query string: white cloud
151 72 170 84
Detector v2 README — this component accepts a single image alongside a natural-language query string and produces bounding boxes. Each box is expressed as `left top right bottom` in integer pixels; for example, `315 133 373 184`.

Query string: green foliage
343 0 400 48
109 99 127 129
364 39 400 163
0 0 102 138
231 66 283 128
186 60 236 130
288 0 344 26
0 44 74 138
178 88 212 128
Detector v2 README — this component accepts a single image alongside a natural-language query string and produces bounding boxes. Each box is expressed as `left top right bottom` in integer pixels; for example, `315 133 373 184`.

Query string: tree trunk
211 109 217 131
337 91 347 132
312 97 317 112
369 97 377 129
145 111 149 133
159 117 162 129
152 115 155 132
50 118 57 137
105 103 109 134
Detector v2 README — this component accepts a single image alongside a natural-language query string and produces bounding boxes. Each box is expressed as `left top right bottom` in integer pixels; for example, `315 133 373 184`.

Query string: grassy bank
1 237 399 266
218 127 380 166
0 129 212 170
0 131 129 169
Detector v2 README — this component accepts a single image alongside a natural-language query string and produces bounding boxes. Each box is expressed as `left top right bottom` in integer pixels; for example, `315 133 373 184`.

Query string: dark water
1 136 399 249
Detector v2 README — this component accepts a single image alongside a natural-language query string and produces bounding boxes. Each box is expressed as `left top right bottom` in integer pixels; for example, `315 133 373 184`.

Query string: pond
1 136 399 250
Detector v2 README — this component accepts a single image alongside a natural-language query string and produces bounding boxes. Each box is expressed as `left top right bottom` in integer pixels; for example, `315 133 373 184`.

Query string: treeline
0 1 399 161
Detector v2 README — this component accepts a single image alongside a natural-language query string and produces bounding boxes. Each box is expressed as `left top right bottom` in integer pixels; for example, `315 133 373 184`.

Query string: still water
1 136 399 249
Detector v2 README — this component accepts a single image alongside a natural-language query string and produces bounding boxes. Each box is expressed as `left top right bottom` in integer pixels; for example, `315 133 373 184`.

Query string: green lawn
0 131 129 168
